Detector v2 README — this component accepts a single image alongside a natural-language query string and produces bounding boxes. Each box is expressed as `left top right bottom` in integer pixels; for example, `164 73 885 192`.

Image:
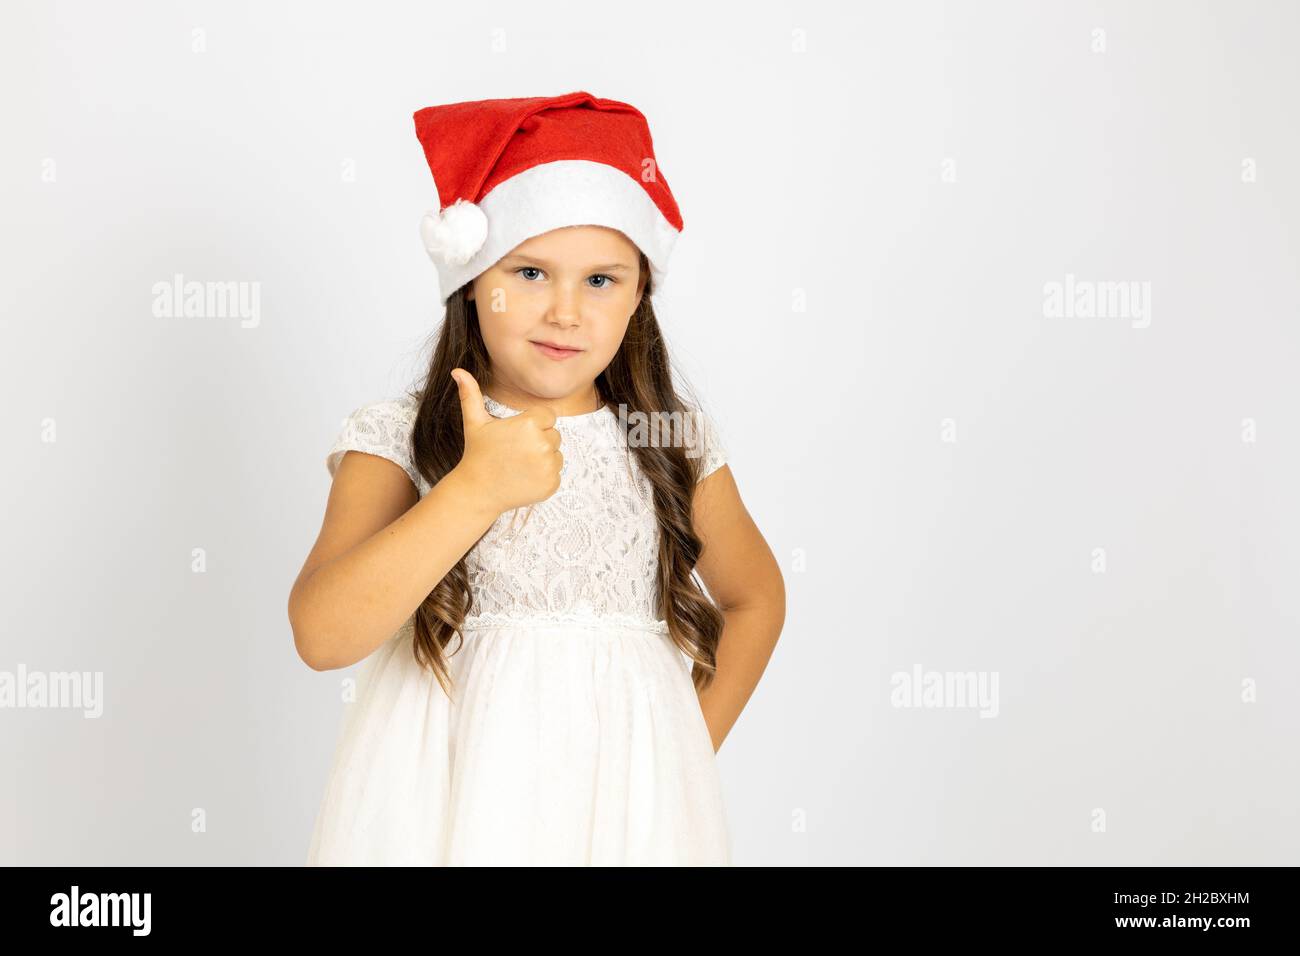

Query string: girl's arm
287 454 501 671
691 464 787 751
290 373 560 672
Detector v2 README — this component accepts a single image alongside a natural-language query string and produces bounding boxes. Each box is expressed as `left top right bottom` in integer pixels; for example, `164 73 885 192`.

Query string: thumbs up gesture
450 368 563 514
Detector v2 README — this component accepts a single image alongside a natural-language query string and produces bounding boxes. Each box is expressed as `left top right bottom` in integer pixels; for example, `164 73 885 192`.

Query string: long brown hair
403 251 724 699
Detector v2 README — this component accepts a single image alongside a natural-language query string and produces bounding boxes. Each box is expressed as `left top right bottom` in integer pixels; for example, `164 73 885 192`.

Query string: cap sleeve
688 405 728 483
326 398 422 490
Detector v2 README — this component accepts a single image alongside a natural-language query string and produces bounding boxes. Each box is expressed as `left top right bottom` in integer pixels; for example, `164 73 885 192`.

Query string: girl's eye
512 267 617 289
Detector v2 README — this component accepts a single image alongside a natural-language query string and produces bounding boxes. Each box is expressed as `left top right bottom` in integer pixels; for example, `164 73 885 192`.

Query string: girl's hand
450 368 563 514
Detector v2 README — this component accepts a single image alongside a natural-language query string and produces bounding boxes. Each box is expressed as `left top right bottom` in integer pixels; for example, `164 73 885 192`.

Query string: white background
2 0 1297 865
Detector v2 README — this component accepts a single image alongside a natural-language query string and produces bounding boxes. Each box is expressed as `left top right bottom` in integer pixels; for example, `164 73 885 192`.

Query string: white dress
306 392 732 865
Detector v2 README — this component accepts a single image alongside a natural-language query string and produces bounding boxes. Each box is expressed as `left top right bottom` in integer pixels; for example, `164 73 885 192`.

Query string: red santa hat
413 91 684 304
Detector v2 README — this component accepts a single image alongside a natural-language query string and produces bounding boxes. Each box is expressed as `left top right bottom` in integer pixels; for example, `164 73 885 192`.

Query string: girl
289 91 785 866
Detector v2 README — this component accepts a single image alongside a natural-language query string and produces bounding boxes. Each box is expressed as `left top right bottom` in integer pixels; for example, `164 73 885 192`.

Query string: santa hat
413 91 684 304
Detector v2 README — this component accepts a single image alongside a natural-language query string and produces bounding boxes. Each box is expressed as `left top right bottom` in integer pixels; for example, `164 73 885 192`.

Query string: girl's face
467 225 646 414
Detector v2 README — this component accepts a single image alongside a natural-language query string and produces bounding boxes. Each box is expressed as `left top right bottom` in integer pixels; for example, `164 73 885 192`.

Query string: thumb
451 368 491 428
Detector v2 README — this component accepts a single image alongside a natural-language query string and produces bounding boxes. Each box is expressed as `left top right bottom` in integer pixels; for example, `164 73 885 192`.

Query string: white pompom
420 199 488 266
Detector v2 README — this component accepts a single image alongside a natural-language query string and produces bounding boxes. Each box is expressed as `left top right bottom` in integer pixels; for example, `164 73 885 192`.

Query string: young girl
290 91 785 866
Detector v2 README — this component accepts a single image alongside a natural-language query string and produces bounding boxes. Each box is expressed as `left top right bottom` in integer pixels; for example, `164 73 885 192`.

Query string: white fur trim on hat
424 159 680 304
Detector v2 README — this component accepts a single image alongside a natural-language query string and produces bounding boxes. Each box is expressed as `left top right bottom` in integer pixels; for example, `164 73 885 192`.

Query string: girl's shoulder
325 392 426 491
672 398 728 484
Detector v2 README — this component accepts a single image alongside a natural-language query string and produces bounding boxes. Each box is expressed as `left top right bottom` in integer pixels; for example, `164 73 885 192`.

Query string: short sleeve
688 406 728 483
326 398 423 490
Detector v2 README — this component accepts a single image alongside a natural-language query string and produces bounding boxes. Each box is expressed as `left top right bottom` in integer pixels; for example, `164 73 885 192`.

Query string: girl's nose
546 285 582 325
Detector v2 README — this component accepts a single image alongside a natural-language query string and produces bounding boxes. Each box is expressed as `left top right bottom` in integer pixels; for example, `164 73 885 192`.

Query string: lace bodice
326 392 727 633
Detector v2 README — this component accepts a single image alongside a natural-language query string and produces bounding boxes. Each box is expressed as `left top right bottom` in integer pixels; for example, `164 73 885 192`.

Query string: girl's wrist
442 462 506 520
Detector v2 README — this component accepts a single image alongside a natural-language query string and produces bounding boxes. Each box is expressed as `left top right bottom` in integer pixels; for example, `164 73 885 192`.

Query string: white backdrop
2 0 1297 865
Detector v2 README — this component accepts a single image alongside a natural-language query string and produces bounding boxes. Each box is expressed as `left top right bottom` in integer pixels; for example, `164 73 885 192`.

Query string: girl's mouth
531 341 583 361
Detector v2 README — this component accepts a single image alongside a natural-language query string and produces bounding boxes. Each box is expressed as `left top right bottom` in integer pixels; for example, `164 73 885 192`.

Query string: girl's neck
483 381 605 419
